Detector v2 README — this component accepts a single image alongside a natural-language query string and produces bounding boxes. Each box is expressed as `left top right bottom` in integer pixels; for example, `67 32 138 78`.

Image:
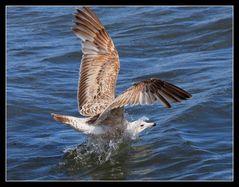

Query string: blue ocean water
6 6 233 180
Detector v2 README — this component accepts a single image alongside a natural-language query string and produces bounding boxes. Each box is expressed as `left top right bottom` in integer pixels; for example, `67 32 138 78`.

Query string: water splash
58 132 133 175
57 117 154 176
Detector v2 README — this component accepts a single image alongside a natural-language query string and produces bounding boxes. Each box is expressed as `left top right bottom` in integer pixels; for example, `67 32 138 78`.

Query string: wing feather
73 7 120 117
92 78 192 124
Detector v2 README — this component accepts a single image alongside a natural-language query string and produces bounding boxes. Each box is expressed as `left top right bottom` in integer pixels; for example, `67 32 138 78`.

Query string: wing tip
76 8 82 13
167 104 172 108
83 6 90 11
187 93 192 99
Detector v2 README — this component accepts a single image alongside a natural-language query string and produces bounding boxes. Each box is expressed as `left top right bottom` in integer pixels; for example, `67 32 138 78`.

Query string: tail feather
51 113 71 124
51 113 105 135
51 113 85 132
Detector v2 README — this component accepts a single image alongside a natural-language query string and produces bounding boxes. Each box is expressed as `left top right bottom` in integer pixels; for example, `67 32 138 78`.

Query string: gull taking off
52 7 192 137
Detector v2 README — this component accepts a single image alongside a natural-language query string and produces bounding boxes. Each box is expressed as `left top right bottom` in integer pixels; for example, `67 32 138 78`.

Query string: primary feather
91 78 192 125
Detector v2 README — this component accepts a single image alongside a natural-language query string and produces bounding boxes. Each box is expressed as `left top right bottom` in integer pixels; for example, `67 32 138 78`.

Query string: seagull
52 7 192 137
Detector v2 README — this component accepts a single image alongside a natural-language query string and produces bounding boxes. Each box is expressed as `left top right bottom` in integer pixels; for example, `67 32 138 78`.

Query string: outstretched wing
92 78 192 124
73 7 120 117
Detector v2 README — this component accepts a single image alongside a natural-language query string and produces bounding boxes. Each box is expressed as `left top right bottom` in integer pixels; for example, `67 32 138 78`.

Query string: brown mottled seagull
51 7 192 137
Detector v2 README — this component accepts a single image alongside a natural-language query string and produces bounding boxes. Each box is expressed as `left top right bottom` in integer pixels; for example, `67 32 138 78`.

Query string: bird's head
126 119 156 138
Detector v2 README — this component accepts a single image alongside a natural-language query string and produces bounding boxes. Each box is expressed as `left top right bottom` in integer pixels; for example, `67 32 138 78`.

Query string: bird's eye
140 124 144 127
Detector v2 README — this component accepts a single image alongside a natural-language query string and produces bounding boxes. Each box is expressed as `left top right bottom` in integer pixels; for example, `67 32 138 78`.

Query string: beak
152 123 156 127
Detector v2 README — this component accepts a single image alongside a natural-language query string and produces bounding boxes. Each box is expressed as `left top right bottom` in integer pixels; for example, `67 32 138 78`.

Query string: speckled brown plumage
72 7 192 125
73 7 120 117
93 78 192 124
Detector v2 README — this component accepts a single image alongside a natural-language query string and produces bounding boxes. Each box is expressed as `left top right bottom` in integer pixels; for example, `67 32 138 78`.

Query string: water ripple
7 6 232 180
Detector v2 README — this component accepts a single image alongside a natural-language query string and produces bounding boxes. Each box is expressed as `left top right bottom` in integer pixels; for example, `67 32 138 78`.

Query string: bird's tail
51 113 86 128
51 113 92 134
51 113 73 125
